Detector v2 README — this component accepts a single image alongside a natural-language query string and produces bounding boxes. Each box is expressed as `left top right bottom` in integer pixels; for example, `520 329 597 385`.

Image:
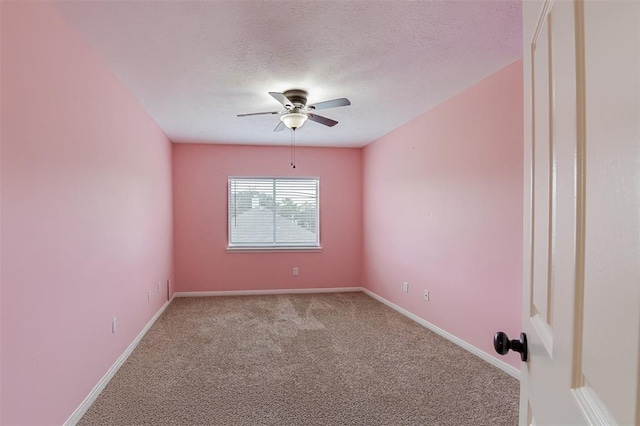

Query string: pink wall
0 3 521 420
173 144 362 292
362 60 524 368
1 3 174 424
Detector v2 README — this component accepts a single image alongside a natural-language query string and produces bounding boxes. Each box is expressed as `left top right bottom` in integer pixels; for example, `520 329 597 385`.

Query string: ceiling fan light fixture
280 112 308 130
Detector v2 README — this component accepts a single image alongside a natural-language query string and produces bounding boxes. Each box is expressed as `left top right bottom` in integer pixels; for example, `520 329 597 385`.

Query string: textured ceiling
52 1 522 148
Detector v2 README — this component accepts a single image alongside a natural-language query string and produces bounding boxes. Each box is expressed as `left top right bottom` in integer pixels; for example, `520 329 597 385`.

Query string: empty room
1 0 638 425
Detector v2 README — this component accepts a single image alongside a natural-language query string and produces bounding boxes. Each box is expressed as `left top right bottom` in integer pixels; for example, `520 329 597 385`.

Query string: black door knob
493 331 528 362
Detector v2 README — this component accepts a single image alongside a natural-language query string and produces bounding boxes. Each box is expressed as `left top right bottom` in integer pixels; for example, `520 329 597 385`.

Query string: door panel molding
530 3 553 328
571 385 617 425
530 313 553 356
532 0 556 45
570 0 587 390
529 0 556 336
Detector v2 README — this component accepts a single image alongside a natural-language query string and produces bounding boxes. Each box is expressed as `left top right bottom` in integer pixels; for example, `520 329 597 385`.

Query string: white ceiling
52 1 522 148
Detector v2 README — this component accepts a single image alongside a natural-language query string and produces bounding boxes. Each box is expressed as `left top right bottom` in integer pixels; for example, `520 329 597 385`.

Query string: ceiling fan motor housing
283 89 308 108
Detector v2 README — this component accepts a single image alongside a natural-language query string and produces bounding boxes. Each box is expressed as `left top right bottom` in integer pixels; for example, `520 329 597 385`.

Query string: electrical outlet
424 290 430 301
112 317 117 334
403 281 409 293
147 290 151 302
293 267 299 276
158 281 161 293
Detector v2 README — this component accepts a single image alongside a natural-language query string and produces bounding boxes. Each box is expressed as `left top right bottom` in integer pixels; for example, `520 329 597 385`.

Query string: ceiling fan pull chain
290 129 293 166
292 129 296 169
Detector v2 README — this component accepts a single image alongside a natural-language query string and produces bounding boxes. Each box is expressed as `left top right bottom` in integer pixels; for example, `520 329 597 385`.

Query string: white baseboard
173 287 362 297
64 300 173 425
360 288 521 380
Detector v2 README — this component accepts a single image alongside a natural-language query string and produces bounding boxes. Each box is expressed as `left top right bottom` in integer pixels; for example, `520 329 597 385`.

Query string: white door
520 0 640 424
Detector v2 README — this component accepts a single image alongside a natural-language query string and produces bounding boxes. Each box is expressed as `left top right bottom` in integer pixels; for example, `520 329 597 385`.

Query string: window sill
226 246 323 253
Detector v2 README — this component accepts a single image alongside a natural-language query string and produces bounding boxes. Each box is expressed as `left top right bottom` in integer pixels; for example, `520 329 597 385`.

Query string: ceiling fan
237 89 351 131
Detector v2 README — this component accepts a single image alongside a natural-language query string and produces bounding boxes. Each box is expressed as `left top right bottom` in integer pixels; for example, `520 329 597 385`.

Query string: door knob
493 331 528 362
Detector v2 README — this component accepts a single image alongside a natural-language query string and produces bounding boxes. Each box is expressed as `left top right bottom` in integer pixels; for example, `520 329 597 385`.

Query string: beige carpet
79 292 519 425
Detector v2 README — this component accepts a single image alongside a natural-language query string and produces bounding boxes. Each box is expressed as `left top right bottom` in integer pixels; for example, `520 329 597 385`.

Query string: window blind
228 177 319 248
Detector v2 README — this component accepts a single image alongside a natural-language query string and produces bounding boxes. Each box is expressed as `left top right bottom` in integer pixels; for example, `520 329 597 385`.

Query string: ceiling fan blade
269 92 294 108
237 111 280 117
308 98 351 111
308 113 338 127
273 121 286 132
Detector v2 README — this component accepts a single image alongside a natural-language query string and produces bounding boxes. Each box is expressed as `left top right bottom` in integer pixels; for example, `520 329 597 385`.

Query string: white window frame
227 176 321 252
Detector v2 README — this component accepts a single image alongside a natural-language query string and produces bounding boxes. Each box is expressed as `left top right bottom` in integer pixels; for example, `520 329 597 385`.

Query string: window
228 177 320 249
